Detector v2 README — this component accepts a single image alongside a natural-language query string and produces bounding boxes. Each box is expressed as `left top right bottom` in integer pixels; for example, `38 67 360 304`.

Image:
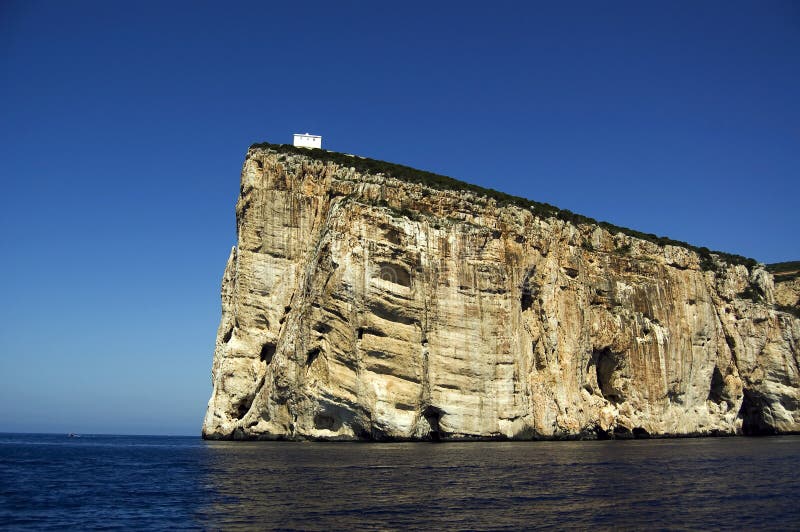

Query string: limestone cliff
202 145 800 440
770 262 800 315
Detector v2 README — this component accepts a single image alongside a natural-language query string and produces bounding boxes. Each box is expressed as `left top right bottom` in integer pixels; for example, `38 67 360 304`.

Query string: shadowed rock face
202 148 800 441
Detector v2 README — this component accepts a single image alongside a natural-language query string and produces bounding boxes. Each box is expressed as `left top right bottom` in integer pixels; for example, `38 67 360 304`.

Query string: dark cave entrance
591 348 625 404
707 366 725 404
260 343 276 365
738 389 776 436
422 406 445 442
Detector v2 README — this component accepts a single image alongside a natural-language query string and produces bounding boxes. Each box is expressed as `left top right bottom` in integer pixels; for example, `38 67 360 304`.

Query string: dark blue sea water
1 433 799 530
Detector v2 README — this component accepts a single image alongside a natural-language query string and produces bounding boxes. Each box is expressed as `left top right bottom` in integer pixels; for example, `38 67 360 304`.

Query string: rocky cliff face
202 146 800 440
774 274 800 311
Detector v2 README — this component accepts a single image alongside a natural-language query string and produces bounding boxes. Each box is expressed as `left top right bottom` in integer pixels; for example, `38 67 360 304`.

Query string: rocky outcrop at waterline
202 144 800 441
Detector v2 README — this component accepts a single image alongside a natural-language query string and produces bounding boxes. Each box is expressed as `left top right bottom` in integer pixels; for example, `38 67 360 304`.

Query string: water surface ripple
1 434 799 529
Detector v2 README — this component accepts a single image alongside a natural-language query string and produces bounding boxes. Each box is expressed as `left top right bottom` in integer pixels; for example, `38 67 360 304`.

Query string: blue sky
1 1 798 435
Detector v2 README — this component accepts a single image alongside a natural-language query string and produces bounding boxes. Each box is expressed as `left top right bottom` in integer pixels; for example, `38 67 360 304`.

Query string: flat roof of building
293 133 321 138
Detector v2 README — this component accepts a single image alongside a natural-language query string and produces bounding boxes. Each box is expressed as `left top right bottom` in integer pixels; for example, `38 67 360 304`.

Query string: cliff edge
202 145 800 440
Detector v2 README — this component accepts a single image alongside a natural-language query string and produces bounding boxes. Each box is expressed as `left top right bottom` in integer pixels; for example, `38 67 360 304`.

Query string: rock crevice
202 147 800 440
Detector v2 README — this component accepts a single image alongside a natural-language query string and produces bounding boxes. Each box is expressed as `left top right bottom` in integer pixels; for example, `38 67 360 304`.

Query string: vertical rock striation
202 146 800 440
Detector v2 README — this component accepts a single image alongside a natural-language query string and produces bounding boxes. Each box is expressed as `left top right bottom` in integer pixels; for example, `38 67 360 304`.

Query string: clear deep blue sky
1 1 798 435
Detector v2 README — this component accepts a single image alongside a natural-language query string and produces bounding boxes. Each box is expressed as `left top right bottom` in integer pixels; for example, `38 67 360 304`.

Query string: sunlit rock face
202 147 800 440
775 276 800 311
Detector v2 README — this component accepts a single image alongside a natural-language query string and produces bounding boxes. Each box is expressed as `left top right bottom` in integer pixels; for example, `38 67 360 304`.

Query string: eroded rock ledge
202 147 800 441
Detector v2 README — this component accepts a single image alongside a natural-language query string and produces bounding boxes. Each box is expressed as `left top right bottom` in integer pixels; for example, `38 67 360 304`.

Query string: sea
1 433 799 530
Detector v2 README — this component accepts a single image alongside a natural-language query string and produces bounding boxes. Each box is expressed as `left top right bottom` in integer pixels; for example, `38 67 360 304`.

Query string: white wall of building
293 133 322 149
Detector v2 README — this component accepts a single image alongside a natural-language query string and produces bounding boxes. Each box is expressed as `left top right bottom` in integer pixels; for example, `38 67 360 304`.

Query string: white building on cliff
293 133 322 149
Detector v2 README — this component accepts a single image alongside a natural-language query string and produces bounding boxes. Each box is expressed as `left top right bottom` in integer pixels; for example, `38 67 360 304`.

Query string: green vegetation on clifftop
767 261 800 283
251 142 758 271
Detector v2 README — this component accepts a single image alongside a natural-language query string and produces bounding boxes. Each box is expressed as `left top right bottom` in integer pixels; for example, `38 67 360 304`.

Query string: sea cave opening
422 406 445 442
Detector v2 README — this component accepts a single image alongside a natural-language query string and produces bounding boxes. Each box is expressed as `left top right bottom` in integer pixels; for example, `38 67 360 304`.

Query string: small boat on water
67 433 80 438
